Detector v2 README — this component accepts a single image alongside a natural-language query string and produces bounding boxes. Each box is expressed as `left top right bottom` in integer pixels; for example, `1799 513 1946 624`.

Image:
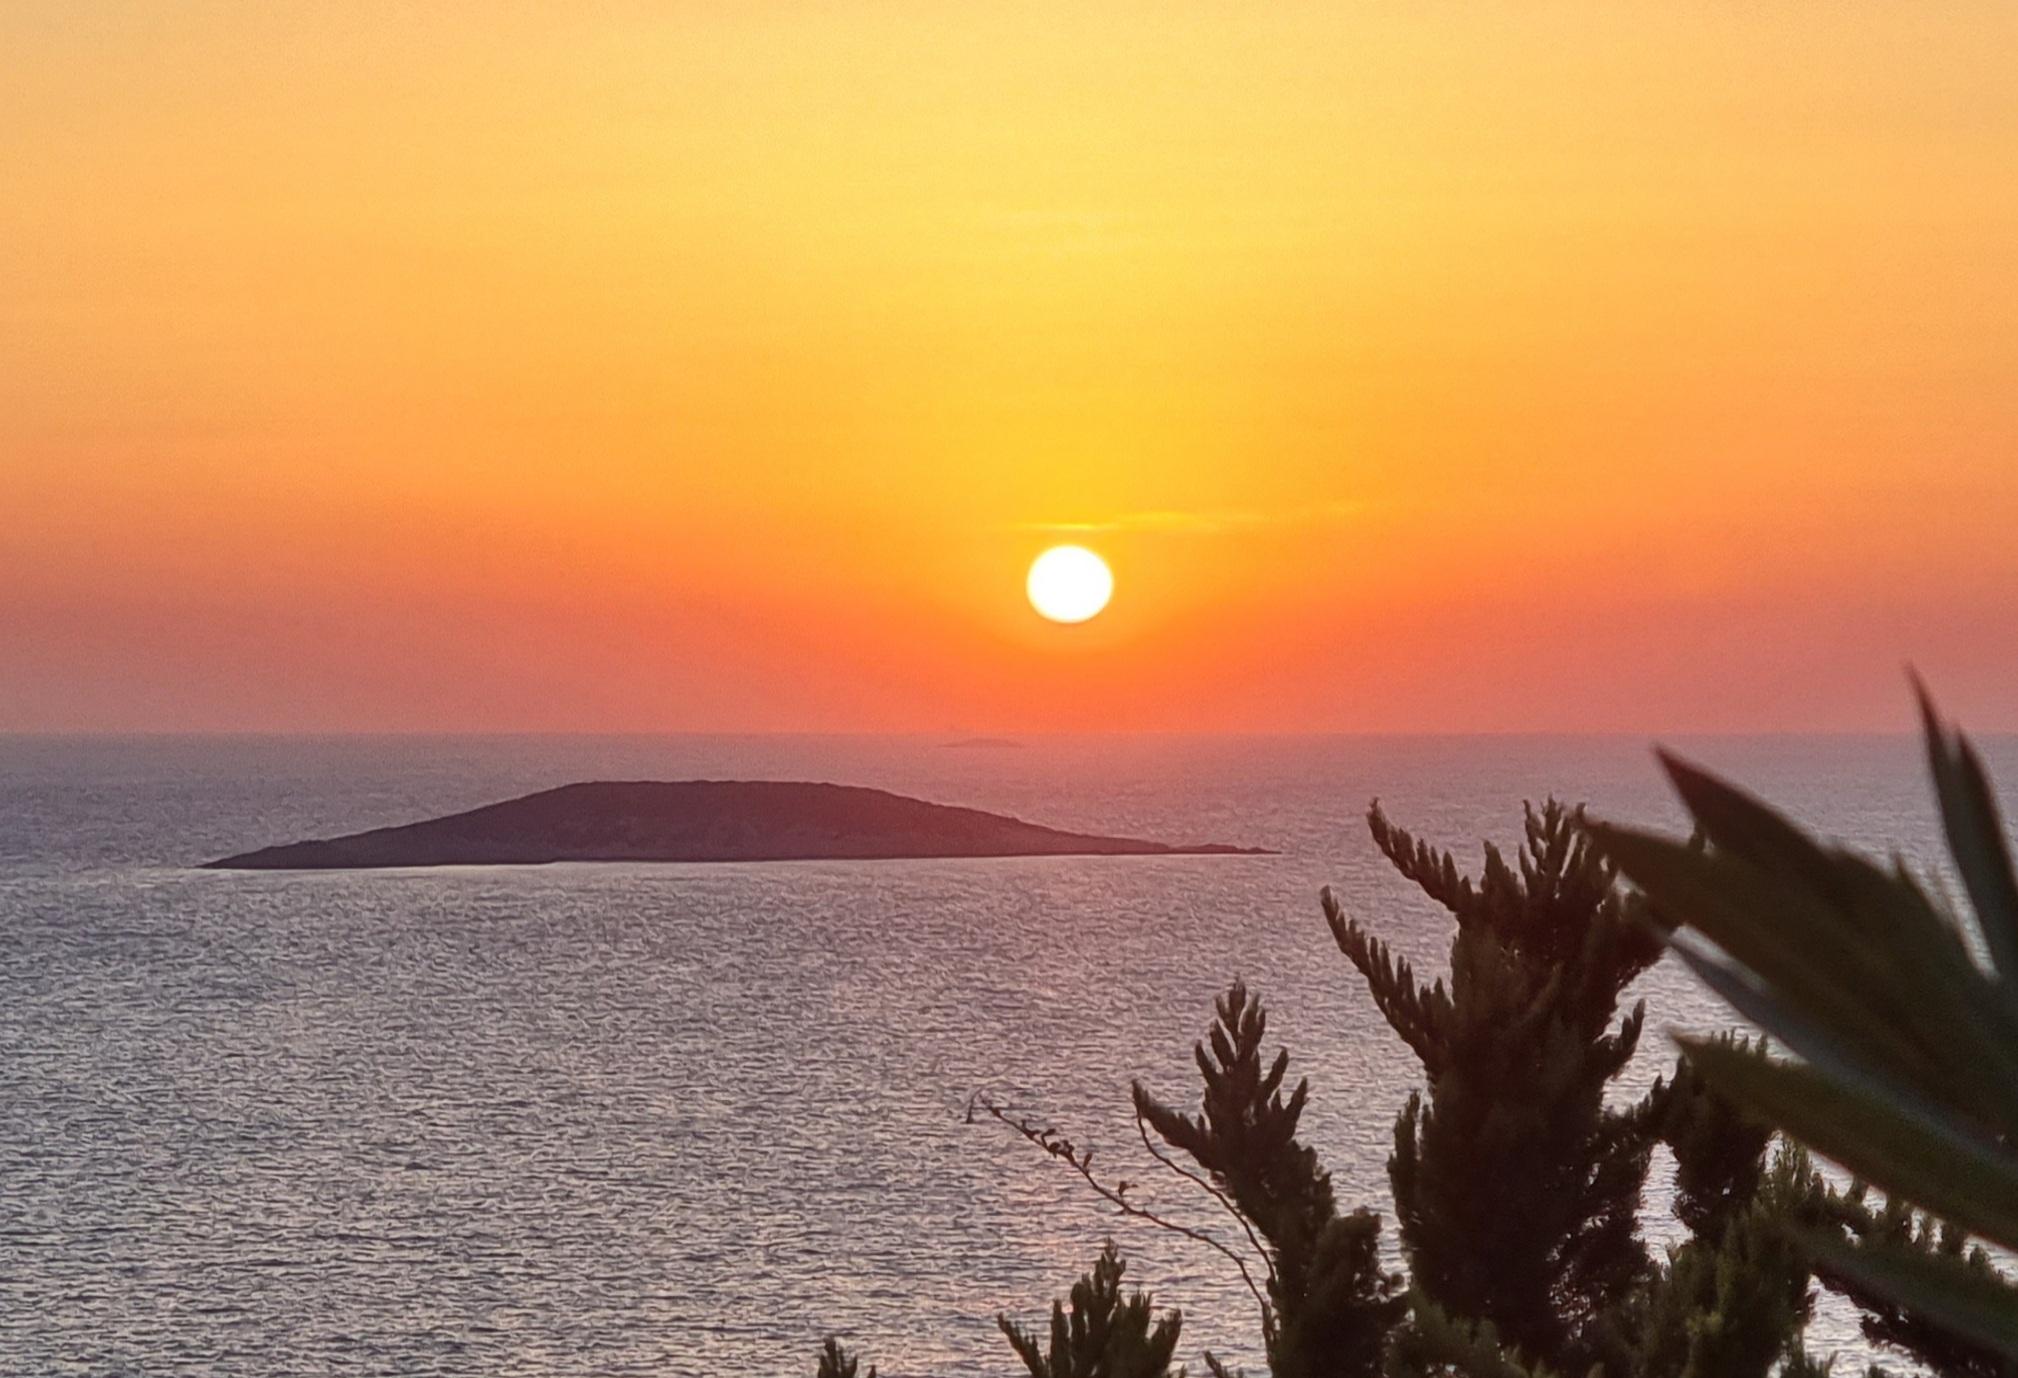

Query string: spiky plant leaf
1597 817 2018 1133
1598 687 2018 1365
1917 679 2018 983
1796 1229 2018 1365
1672 1038 2018 1254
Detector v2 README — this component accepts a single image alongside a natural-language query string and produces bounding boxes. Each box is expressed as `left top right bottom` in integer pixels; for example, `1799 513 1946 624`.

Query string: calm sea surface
3 733 2011 1376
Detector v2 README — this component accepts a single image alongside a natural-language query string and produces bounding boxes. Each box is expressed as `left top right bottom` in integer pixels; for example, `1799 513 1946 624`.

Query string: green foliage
1134 981 1407 1378
969 799 1820 1378
1594 685 2018 1366
816 1336 877 1378
1324 800 1663 1371
1384 1294 1554 1378
1810 1186 2018 1377
1618 1144 1820 1378
1645 1035 1778 1243
999 1241 1185 1378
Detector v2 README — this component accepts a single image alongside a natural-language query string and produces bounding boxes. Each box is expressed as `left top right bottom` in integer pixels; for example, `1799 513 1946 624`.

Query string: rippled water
2 732 2009 1375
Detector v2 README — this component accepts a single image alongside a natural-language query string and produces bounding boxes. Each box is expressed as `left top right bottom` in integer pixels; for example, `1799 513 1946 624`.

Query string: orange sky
4 2 2016 732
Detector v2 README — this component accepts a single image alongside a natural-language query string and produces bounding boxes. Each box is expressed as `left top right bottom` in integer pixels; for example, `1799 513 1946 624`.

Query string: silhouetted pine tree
1645 1037 1777 1243
1614 1140 1819 1378
1611 1037 1819 1378
999 1241 1185 1378
1383 1297 1548 1378
1134 982 1409 1378
1323 800 1664 1372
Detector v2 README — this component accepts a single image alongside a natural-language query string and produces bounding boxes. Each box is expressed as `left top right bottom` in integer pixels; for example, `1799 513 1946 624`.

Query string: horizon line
2 727 2005 741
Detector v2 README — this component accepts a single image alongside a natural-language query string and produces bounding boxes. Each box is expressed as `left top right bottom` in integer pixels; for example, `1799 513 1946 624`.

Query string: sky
4 2 2016 733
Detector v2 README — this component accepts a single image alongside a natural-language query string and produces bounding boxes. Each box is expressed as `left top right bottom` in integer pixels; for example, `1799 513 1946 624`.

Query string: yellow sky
4 2 2016 731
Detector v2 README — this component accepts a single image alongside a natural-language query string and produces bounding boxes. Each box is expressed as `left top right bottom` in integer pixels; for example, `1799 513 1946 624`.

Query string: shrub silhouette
1322 800 1665 1372
820 688 2010 1374
999 1242 1185 1378
1133 982 1407 1378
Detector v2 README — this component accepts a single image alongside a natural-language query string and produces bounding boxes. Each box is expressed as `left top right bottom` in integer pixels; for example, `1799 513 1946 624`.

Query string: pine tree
1645 1037 1777 1243
1383 1296 1552 1378
1324 800 1663 1372
999 1241 1186 1378
1615 1141 1819 1378
1134 982 1408 1378
1611 1038 1819 1378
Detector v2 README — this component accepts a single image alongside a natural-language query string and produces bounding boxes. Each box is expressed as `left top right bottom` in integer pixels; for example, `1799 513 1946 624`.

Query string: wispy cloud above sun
1011 502 1371 537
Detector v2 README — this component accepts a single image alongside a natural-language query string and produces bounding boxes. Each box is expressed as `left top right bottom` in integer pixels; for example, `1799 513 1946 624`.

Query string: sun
1026 545 1113 624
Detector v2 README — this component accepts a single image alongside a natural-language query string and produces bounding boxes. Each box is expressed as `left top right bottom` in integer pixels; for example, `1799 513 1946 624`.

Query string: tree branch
967 1091 1275 1338
1132 1104 1279 1294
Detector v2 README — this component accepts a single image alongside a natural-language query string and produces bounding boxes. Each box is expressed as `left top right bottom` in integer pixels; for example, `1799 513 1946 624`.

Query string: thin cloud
1009 501 1367 536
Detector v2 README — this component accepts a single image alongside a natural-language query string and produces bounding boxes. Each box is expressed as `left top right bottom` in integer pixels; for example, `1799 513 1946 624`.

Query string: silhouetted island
204 780 1271 870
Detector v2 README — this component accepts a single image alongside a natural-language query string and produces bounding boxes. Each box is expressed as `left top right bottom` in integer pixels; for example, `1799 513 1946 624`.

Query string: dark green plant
1596 685 2018 1364
1645 1034 1779 1243
1618 1142 1820 1378
1135 982 1408 1378
1778 1339 1836 1378
1593 1035 1819 1375
1383 1295 1551 1378
999 1241 1185 1378
1322 800 1664 1372
1808 1185 2018 1377
815 1336 876 1378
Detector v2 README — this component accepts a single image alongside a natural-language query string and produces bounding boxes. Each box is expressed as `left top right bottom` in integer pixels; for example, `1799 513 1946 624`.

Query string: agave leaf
1652 757 1968 970
1680 1037 2018 1252
1605 795 2018 1135
1657 751 1855 905
1796 1225 2018 1362
1823 842 2018 1131
1667 938 1919 1111
1598 825 1967 1096
1917 680 2018 983
1604 818 2018 1132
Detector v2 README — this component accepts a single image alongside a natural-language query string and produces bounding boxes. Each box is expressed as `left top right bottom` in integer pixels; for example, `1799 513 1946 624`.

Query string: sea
3 732 2010 1376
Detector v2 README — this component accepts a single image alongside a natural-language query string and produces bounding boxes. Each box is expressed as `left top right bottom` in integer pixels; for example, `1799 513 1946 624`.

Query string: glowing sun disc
1027 545 1113 623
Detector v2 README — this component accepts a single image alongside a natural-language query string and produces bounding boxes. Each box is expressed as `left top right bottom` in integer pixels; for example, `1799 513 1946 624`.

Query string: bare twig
1132 1105 1279 1293
967 1091 1275 1338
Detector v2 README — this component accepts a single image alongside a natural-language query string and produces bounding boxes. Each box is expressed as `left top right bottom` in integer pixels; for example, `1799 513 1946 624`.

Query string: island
203 780 1271 869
